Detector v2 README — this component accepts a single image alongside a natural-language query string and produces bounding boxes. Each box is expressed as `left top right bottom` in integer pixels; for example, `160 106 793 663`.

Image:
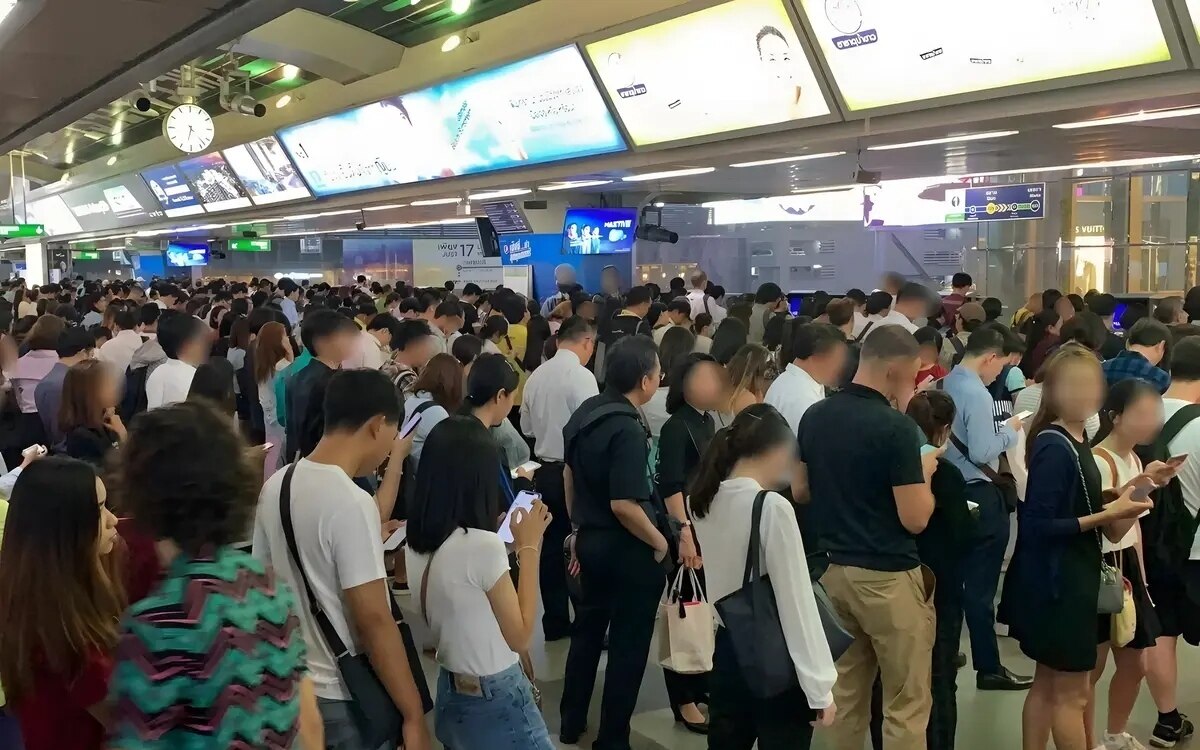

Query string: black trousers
534 461 572 639
560 528 664 750
709 627 815 749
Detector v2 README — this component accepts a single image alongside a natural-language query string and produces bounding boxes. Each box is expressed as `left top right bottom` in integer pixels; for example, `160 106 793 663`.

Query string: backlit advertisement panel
26 195 83 236
177 153 252 212
708 190 863 224
278 46 625 197
586 0 829 145
800 0 1171 110
60 177 164 232
863 177 974 228
222 135 310 205
141 163 207 218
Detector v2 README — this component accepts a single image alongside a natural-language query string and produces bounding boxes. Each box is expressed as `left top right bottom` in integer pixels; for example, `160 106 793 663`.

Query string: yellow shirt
497 323 529 405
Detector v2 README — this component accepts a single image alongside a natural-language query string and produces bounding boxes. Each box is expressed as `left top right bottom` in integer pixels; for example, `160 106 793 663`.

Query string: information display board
278 46 625 197
946 182 1045 223
482 201 532 234
865 178 1046 227
222 136 310 205
587 0 829 145
141 164 207 218
177 153 252 212
60 176 164 232
800 0 1171 111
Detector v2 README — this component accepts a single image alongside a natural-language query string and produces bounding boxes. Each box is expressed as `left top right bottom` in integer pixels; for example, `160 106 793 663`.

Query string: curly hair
114 400 257 555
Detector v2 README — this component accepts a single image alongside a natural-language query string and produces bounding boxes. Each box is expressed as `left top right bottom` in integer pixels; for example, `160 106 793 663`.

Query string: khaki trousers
821 564 936 750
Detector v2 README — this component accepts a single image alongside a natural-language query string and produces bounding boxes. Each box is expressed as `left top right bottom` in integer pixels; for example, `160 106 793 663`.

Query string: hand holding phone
383 523 408 551
499 491 540 544
511 460 541 480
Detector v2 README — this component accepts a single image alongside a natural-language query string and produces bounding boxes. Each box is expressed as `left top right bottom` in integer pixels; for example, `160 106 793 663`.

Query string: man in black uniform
559 335 667 750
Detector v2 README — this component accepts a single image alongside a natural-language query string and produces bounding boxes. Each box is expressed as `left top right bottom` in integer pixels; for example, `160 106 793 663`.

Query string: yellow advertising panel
586 0 831 146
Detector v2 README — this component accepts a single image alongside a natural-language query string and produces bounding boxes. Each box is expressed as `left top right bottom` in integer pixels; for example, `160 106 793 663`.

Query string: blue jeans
0 706 21 750
317 698 390 750
962 481 1010 674
434 662 553 750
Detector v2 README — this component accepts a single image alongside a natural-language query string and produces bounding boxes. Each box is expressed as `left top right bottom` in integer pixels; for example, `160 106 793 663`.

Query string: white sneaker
1105 732 1149 750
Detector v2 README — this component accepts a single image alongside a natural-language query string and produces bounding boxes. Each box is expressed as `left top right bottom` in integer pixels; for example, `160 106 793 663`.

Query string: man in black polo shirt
284 310 359 461
796 324 939 750
559 335 666 750
605 284 653 343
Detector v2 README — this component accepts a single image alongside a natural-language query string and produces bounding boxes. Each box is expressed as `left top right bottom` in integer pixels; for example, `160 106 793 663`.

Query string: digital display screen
140 164 207 218
863 176 974 228
165 242 210 267
708 189 864 224
278 46 625 197
26 195 83 236
562 207 637 254
799 0 1171 110
222 135 310 205
481 201 531 234
587 0 830 145
176 153 252 212
947 182 1045 223
60 177 165 232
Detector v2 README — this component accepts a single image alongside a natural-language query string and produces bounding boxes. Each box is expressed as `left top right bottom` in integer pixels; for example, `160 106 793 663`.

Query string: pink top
10 350 59 414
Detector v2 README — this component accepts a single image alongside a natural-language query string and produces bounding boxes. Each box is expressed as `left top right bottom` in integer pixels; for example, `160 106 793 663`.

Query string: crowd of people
1 265 1200 750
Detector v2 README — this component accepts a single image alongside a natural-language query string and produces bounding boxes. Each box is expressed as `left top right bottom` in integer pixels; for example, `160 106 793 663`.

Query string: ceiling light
0 1 18 24
280 64 301 80
319 209 359 217
450 0 471 14
1054 106 1200 129
276 94 293 109
790 184 856 194
411 197 461 206
622 167 716 182
867 130 1020 151
363 203 408 211
468 188 530 200
730 151 847 168
538 179 612 191
106 156 117 166
59 172 71 184
441 34 461 52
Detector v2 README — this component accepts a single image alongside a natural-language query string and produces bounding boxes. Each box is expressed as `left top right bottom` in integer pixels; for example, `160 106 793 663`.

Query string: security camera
128 89 153 113
355 221 366 231
226 93 267 118
635 224 679 244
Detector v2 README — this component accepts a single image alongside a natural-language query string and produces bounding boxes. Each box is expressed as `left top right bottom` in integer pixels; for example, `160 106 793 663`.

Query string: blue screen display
277 46 626 198
562 208 637 255
960 182 1045 222
141 165 206 218
165 243 209 267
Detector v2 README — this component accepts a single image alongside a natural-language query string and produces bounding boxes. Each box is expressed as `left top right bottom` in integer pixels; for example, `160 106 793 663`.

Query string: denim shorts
434 662 554 750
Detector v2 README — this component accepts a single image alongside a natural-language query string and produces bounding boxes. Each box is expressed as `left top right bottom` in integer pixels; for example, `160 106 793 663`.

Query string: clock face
163 104 215 154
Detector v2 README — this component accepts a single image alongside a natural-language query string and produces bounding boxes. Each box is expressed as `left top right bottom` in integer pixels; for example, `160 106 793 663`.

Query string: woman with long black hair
1019 309 1063 378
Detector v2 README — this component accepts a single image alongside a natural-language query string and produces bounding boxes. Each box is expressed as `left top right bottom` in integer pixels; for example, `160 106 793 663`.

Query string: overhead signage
707 190 864 224
222 136 310 205
799 0 1171 110
586 0 830 145
73 251 100 260
278 45 625 197
0 224 46 240
229 237 271 252
946 182 1045 223
481 201 531 234
26 196 83 236
177 153 252 212
413 239 500 288
60 176 164 232
140 164 207 218
300 236 323 254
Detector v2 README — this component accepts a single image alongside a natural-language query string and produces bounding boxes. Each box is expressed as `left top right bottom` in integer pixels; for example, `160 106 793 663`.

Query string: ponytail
688 403 794 519
689 429 734 518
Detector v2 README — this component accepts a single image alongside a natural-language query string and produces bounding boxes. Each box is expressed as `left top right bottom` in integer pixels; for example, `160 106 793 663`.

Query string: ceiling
315 0 539 47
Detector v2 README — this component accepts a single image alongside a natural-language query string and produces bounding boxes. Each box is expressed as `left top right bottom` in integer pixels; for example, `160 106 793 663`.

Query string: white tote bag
657 567 716 674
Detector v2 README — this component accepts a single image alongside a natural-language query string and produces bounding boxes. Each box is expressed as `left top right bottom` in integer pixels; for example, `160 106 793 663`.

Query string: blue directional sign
951 182 1045 223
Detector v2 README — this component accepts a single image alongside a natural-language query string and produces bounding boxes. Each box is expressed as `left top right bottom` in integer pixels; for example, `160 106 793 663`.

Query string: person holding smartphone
406 416 556 749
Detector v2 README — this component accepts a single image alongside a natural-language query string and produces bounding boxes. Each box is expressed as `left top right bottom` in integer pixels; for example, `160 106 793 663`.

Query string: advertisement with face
562 208 637 254
26 195 83 236
587 0 829 145
278 46 625 197
709 189 864 224
223 136 310 205
61 177 164 232
141 163 207 218
801 0 1170 111
177 153 252 212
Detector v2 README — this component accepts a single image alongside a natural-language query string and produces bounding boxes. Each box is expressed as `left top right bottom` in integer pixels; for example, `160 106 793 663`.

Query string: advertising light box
177 153 252 212
800 0 1171 111
25 196 82 236
562 207 637 255
708 189 864 224
278 46 626 197
587 0 830 145
141 164 207 218
223 136 310 205
60 177 164 232
864 178 1046 227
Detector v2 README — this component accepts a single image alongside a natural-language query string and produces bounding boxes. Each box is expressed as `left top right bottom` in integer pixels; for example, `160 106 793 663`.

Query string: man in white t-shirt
145 312 207 409
765 323 847 435
685 269 726 325
254 369 431 750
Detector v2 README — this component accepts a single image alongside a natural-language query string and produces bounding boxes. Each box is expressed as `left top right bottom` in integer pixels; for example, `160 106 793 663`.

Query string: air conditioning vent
923 249 963 266
750 241 774 257
923 228 947 240
817 240 836 254
816 265 836 279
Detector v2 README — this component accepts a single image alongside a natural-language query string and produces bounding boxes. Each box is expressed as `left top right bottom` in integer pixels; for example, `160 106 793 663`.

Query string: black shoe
1151 714 1194 748
976 666 1033 691
677 718 709 735
956 652 967 670
559 726 585 745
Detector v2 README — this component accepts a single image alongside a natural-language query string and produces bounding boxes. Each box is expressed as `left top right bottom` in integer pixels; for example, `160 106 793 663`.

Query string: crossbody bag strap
1092 446 1121 489
1040 430 1104 553
854 321 874 343
279 463 351 658
948 432 1004 483
743 490 769 585
419 547 439 627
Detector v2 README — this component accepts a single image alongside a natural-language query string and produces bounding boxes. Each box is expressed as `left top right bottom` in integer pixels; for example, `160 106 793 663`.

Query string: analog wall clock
162 104 215 154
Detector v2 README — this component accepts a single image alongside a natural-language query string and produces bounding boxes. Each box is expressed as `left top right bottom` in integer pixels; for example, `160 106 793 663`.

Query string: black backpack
119 365 150 422
1137 404 1200 570
948 335 967 367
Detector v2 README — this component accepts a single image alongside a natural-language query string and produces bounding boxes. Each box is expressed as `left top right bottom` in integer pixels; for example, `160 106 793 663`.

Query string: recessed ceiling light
730 151 847 168
622 167 716 182
363 203 408 211
276 94 293 109
468 188 530 200
867 130 1020 151
537 180 612 191
280 64 300 80
450 0 471 14
411 197 462 206
106 156 118 166
441 34 461 52
1054 106 1200 129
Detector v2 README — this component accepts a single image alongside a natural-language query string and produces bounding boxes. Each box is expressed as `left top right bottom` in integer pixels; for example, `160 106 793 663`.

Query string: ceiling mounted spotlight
450 0 471 14
227 93 266 117
276 94 293 109
219 67 266 117
106 156 117 167
280 64 300 80
127 81 157 113
441 34 461 52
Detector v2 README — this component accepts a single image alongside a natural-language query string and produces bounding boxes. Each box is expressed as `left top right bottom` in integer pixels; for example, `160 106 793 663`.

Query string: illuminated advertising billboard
587 0 829 145
25 195 83 236
278 46 626 197
800 0 1171 110
708 189 864 224
863 178 1046 227
222 135 310 205
562 207 637 254
60 177 164 232
177 153 252 212
141 163 207 218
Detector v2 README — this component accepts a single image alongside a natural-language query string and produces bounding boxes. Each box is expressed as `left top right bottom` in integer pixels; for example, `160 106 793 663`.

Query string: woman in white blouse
689 403 837 748
252 321 292 474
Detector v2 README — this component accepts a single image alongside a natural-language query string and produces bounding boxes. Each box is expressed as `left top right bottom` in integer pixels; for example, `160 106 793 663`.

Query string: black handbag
715 490 853 699
278 464 433 748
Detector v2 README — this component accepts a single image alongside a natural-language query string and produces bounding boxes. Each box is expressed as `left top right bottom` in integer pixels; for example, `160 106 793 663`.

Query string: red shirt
14 648 111 750
940 293 967 326
916 363 948 387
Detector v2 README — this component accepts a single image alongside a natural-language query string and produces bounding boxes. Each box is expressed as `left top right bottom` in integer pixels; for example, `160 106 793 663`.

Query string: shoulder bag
1092 446 1138 646
279 464 432 748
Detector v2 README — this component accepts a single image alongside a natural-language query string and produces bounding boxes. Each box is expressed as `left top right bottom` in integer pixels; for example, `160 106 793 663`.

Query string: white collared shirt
98 329 144 376
344 330 389 371
145 358 197 409
764 362 827 435
520 348 598 461
691 476 836 709
686 289 726 324
862 309 918 337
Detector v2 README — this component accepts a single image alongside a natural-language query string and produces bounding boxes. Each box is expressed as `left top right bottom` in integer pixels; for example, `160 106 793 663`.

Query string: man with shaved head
686 267 726 325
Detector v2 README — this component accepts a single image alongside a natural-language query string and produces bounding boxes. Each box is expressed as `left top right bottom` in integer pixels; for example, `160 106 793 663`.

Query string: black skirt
1098 546 1162 649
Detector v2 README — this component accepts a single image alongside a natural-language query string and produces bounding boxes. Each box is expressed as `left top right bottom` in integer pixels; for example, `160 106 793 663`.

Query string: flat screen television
562 207 637 254
165 242 210 268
